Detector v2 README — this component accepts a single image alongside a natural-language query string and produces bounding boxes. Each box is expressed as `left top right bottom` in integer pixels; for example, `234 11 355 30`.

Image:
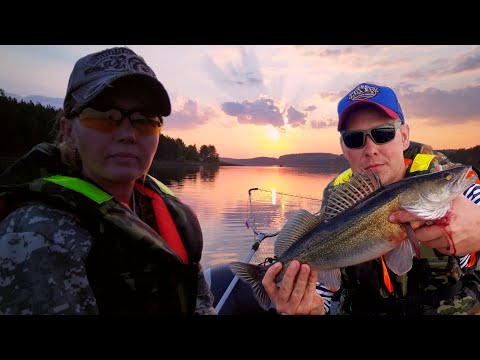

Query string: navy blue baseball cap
337 82 404 131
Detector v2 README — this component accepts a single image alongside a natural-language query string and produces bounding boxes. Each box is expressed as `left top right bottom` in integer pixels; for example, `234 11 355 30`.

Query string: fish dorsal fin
274 209 321 257
320 170 382 222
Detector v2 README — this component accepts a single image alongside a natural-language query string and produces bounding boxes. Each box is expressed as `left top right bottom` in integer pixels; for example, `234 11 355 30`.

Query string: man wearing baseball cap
262 82 480 316
337 82 404 131
0 47 216 315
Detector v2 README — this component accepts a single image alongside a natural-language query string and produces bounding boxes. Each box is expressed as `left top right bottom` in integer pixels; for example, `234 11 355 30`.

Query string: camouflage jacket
322 141 480 315
0 143 216 315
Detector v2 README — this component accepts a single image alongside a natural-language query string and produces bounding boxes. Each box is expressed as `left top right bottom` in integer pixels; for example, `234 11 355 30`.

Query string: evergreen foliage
0 89 220 164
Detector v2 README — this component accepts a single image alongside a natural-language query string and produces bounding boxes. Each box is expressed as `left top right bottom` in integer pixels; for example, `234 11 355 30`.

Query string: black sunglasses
341 121 403 149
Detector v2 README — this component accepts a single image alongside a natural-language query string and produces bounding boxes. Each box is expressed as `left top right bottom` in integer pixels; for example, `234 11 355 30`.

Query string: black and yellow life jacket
0 143 203 315
323 141 480 315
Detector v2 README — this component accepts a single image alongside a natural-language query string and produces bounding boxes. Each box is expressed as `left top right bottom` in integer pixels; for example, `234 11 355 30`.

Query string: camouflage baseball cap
65 47 171 117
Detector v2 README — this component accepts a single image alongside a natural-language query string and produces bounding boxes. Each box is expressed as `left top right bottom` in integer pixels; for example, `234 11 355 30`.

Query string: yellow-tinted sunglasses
78 107 162 136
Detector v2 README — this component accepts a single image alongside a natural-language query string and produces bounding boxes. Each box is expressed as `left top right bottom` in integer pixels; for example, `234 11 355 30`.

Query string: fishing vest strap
135 183 188 264
380 257 394 293
42 175 113 204
42 175 188 263
147 174 176 197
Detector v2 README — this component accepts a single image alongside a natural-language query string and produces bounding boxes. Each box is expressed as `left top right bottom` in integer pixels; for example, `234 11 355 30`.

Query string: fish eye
443 172 453 181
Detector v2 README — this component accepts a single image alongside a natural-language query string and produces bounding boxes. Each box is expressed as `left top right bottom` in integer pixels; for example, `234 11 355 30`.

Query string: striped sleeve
463 183 480 205
458 183 480 269
316 283 336 314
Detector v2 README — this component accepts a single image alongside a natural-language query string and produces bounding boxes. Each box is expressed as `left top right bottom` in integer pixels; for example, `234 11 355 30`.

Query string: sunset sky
1 45 479 158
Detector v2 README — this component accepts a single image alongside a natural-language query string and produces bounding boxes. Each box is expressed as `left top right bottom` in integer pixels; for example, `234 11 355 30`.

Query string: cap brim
70 73 171 117
338 100 400 131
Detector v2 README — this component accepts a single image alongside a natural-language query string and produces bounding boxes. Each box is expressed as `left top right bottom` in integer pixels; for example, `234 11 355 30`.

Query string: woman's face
63 88 160 186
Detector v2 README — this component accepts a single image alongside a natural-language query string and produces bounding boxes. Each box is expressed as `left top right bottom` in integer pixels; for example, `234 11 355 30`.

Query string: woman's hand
262 260 325 315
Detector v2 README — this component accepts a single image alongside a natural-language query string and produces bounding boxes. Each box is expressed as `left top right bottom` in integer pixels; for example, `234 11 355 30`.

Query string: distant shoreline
3 143 479 173
151 160 238 168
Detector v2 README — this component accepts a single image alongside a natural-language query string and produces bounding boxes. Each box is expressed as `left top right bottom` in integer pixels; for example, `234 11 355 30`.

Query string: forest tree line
0 90 219 163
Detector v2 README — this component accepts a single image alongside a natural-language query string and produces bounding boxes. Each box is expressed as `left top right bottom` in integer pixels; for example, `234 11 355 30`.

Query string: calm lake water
150 165 337 270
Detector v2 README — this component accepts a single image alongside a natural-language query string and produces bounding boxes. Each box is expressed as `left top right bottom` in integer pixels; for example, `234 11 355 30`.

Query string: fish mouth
449 165 476 194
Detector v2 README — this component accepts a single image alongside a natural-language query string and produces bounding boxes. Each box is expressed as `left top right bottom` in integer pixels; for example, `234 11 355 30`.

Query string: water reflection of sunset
271 188 276 205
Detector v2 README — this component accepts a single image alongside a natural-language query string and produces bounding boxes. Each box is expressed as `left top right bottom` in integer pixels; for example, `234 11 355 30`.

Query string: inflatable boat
204 263 273 315
204 229 278 315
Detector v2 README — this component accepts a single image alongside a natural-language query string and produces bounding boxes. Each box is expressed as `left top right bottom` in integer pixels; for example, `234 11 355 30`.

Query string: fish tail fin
229 262 271 310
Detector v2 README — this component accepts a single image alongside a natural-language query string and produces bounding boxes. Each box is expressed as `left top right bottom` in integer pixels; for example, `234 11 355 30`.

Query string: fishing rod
214 188 279 314
252 188 323 202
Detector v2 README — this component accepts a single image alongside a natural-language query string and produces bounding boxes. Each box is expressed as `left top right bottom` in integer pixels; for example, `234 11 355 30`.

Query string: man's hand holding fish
390 195 480 257
261 260 325 315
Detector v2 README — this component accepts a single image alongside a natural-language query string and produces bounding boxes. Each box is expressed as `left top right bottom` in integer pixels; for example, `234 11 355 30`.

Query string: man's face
340 106 410 186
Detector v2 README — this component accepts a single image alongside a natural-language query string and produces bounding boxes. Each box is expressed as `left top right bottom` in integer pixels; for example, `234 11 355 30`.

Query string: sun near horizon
266 128 280 142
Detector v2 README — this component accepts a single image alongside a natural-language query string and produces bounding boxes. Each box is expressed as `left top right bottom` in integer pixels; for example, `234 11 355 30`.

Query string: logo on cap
348 84 379 101
84 47 156 78
66 47 171 117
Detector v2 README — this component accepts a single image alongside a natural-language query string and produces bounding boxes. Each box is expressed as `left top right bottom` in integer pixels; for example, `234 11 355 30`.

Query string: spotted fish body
230 165 477 310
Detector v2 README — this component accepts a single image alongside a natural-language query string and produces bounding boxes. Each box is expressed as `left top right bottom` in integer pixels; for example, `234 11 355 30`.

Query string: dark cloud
305 105 317 112
286 106 307 127
221 98 313 128
221 98 284 127
401 85 480 123
167 98 216 129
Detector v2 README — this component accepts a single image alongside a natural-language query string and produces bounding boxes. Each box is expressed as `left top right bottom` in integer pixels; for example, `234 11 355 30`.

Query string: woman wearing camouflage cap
0 47 216 315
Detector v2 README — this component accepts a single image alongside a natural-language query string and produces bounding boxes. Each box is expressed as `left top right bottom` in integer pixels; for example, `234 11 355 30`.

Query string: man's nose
363 134 378 154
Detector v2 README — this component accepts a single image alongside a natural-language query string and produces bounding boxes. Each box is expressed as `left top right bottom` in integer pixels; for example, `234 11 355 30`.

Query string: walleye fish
230 165 477 310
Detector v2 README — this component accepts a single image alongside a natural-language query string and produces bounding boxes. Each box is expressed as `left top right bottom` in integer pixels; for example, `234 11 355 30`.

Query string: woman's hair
53 96 82 172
